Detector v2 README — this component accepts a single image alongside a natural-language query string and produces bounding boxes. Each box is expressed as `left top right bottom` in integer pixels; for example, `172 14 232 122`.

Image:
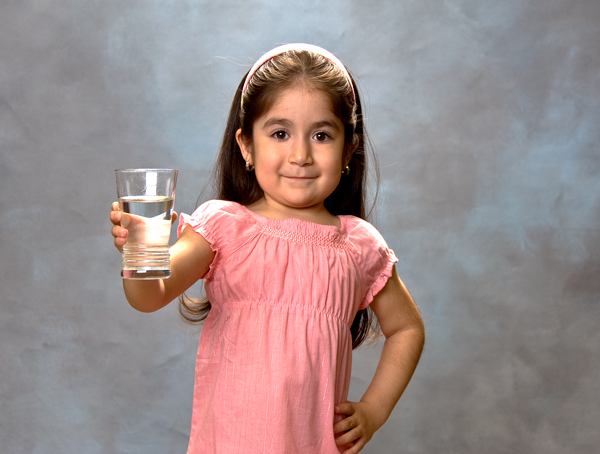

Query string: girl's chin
264 196 326 211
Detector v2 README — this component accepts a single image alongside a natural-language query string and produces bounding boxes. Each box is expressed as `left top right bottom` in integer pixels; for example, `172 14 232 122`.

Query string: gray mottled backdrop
1 0 598 453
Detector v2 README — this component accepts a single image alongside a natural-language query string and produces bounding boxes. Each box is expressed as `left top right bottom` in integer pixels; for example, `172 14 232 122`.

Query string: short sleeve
177 200 255 280
345 218 398 310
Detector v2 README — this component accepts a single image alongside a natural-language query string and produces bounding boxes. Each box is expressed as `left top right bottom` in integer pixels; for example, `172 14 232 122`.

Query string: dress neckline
237 203 347 236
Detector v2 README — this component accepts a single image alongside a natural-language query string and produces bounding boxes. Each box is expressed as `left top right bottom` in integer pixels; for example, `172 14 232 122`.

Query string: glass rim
115 168 178 173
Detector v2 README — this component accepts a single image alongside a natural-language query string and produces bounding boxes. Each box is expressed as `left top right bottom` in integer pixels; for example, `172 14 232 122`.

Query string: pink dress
178 200 397 454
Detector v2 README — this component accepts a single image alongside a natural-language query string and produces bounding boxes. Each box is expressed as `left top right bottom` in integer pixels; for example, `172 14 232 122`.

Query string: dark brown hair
180 49 380 349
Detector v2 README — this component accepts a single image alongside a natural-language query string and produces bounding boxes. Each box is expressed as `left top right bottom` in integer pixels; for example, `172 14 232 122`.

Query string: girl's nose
289 137 313 166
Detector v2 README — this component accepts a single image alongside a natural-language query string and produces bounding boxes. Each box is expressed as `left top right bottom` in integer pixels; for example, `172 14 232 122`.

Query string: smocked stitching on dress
259 226 351 250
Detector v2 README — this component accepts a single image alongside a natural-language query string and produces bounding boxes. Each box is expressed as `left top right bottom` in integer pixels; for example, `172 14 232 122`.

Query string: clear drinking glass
115 168 178 279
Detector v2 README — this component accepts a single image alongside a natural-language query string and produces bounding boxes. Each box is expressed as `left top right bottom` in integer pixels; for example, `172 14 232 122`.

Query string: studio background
1 1 598 453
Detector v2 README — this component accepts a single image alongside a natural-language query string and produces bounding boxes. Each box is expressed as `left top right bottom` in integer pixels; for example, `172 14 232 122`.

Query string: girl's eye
273 131 289 140
313 132 331 142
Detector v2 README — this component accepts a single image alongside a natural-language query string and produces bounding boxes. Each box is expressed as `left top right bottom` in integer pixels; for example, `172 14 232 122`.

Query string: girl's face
237 85 352 219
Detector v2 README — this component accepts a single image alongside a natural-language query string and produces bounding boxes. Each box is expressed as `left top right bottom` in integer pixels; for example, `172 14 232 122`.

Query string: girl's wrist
358 398 389 431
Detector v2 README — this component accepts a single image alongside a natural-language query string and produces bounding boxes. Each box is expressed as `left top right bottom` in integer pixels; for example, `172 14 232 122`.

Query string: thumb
335 402 355 415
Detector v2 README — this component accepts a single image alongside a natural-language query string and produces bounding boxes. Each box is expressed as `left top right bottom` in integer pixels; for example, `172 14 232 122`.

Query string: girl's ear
236 129 253 165
343 136 359 167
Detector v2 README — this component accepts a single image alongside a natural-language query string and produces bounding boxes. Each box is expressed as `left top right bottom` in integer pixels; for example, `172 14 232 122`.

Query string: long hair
180 49 380 349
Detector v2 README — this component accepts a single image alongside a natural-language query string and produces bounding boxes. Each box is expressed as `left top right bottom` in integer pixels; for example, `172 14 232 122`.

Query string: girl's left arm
334 266 425 454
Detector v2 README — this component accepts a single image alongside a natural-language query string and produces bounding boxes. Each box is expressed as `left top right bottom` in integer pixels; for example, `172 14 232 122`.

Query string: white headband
241 43 356 106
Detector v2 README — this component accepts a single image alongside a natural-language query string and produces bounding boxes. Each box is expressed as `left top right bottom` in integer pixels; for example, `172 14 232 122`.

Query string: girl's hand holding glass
109 201 178 253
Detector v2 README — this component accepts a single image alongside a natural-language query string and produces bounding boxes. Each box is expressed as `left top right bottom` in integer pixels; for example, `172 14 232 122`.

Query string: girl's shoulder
177 200 257 244
340 215 390 250
185 199 259 226
341 215 398 310
193 199 246 216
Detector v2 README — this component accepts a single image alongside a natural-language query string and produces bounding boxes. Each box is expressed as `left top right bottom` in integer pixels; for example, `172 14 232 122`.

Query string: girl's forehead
263 85 336 117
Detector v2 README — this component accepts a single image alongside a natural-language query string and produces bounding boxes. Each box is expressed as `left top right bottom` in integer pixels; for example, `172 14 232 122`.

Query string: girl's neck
245 197 341 227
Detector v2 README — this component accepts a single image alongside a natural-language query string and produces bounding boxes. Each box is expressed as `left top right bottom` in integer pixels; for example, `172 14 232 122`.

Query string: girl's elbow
128 300 156 313
126 295 167 313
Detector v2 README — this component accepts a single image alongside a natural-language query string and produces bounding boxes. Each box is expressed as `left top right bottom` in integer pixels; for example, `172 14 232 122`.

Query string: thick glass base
121 268 171 280
121 243 171 279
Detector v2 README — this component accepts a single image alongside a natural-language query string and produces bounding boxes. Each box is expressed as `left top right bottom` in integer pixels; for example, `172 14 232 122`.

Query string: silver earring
246 161 254 172
342 165 350 176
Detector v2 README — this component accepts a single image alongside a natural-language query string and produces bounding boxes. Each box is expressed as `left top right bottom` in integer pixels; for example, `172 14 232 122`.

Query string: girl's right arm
110 202 215 313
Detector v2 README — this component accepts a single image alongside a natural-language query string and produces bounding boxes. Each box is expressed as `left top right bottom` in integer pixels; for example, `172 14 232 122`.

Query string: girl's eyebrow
261 117 342 130
262 117 293 129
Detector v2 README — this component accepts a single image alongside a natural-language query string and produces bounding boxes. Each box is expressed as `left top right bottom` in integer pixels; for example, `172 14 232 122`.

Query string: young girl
110 43 424 454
